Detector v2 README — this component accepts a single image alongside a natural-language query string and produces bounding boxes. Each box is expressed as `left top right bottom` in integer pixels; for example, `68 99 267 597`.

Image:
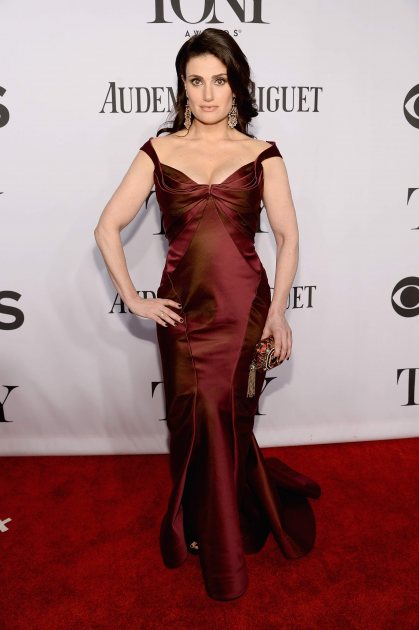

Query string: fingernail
180 318 184 322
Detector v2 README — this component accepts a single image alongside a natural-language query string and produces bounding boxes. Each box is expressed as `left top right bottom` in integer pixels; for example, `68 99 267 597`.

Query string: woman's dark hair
157 28 258 137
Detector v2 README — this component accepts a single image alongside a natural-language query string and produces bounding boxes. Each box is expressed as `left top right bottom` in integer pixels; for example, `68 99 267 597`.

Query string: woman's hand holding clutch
246 311 291 398
260 310 292 362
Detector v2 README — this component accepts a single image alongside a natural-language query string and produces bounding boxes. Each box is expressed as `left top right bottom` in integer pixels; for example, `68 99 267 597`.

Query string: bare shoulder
233 133 277 161
254 138 280 162
150 133 180 145
252 138 274 153
149 133 172 151
149 132 187 159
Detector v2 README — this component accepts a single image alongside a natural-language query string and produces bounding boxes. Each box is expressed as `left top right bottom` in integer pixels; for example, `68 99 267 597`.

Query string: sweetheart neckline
147 137 276 187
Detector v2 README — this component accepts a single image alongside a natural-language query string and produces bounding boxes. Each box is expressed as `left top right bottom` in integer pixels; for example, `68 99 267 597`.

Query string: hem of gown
159 448 321 564
206 584 249 602
244 435 321 560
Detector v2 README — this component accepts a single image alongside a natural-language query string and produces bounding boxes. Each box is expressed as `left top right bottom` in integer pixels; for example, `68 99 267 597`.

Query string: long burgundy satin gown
140 137 321 601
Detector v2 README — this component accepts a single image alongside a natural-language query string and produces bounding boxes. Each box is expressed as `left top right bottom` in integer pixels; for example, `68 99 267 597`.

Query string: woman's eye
189 78 226 86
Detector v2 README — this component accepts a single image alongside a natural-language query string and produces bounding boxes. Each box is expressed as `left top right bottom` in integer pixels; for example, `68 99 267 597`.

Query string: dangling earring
184 96 192 129
227 96 238 128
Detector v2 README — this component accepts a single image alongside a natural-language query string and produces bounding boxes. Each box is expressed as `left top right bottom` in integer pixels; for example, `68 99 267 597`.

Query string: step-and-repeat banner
1 0 418 454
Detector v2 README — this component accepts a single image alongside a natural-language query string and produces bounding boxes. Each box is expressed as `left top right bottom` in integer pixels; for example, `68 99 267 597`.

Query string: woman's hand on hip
261 310 292 360
126 297 183 327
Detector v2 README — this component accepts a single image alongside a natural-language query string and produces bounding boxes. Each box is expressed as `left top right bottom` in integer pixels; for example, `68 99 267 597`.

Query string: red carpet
1 437 418 629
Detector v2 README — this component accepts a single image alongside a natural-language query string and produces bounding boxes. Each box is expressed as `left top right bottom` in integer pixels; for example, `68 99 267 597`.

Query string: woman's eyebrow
186 73 228 79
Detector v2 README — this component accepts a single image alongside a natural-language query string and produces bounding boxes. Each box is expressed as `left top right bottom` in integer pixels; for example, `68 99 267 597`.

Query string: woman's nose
203 83 214 101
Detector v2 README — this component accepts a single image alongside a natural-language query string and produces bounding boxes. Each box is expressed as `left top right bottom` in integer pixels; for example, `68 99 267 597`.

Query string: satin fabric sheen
139 138 321 601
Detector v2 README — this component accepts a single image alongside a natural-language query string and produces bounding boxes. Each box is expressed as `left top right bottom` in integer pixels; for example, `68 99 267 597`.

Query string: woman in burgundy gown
95 29 321 601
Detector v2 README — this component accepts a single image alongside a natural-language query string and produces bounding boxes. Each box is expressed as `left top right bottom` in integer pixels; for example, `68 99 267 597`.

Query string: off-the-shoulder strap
139 137 159 167
257 141 282 162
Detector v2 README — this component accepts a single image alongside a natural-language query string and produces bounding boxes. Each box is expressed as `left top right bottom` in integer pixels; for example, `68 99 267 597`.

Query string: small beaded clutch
246 335 282 398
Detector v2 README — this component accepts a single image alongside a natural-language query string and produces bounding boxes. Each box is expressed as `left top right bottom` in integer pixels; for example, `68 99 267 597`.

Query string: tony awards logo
149 0 268 24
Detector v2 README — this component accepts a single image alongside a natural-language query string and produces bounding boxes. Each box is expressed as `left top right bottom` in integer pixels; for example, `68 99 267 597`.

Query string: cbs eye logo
403 84 419 129
391 277 419 317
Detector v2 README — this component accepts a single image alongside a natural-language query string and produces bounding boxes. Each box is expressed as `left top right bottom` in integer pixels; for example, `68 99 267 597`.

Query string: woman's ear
182 79 189 99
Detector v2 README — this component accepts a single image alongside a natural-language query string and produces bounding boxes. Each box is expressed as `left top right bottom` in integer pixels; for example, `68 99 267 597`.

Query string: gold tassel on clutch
247 363 257 398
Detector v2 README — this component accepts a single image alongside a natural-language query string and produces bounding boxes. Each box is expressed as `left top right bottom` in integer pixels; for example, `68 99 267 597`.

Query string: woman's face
182 53 234 127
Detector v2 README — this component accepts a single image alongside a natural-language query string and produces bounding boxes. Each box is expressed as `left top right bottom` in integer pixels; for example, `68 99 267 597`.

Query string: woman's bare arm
260 155 300 360
94 149 182 327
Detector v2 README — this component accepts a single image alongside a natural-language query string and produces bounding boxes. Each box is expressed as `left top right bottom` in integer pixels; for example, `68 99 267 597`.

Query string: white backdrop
1 0 418 455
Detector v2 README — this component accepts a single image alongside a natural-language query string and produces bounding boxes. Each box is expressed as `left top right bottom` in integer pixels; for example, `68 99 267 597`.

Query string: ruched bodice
139 137 321 601
146 138 280 244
